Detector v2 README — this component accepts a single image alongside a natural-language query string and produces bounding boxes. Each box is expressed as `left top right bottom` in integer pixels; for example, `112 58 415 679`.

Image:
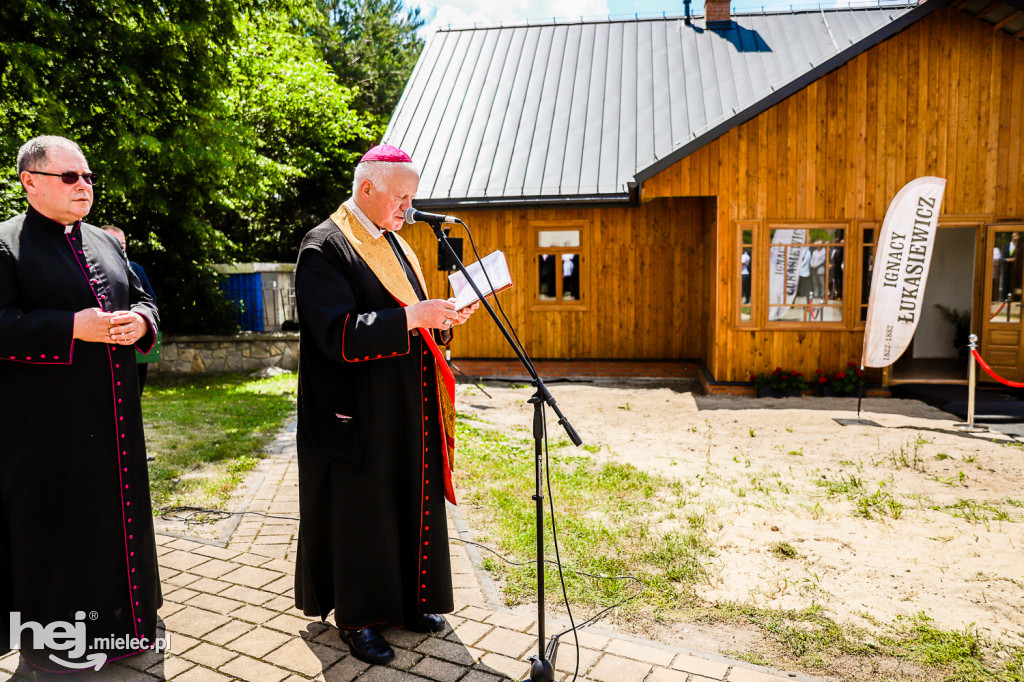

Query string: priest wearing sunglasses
293 144 478 666
0 136 161 671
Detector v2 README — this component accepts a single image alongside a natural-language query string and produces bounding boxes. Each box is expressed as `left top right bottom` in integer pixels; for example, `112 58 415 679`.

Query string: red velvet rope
972 348 1024 388
989 300 1008 321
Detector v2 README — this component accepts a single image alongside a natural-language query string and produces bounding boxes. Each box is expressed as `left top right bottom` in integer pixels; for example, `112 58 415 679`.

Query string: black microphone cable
165 218 604 679
451 218 593 680
157 502 643 681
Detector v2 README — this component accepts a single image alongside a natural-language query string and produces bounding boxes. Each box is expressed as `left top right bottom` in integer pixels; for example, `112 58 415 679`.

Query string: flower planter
757 386 802 398
821 385 858 397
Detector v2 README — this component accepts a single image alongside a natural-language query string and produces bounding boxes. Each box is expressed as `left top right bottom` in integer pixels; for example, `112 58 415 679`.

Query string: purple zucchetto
359 144 412 163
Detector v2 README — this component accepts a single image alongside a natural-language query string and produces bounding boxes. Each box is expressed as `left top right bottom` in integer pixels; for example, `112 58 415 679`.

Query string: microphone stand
424 218 582 682
440 226 492 398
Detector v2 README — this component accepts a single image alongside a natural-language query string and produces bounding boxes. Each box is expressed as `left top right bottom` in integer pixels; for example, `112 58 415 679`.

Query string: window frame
736 219 865 330
764 221 849 329
735 220 759 328
529 220 590 312
854 220 879 329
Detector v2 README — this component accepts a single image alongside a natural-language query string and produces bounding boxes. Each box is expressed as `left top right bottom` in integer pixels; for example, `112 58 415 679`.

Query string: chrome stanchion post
967 334 977 429
955 333 987 433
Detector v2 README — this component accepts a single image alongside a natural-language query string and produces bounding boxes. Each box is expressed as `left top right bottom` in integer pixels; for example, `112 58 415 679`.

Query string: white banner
768 229 807 321
862 177 947 368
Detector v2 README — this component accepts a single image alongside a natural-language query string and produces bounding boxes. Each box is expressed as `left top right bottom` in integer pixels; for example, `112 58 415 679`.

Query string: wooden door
980 225 1024 382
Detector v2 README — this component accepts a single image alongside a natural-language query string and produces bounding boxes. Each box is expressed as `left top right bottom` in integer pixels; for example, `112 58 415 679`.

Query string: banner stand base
834 418 882 427
953 423 989 433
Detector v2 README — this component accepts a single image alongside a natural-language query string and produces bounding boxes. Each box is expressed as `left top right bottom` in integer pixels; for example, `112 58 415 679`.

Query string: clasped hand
406 298 480 331
73 308 147 345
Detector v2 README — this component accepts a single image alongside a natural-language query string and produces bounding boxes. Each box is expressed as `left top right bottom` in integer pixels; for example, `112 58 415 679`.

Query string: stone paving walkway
0 424 818 682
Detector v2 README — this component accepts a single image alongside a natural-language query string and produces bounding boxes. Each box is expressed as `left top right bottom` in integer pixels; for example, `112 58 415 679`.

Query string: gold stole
329 204 457 466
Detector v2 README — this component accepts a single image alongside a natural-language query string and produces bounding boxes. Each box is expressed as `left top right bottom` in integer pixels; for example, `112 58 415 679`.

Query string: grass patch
454 420 714 618
143 372 297 512
930 499 1015 526
816 474 905 520
770 541 798 559
816 472 865 497
931 471 968 487
456 419 1024 681
711 604 1023 680
881 613 997 679
855 486 905 520
884 437 928 471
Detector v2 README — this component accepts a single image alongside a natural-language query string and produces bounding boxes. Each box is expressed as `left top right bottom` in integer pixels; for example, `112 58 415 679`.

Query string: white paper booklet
449 250 513 310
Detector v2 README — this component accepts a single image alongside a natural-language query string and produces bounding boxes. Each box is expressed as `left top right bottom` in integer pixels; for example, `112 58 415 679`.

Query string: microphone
404 207 462 225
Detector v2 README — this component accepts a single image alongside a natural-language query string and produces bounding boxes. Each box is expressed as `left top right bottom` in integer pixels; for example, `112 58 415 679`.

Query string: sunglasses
27 170 99 185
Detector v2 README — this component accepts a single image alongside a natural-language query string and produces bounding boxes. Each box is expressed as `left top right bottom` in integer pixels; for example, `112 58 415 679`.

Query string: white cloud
419 0 611 34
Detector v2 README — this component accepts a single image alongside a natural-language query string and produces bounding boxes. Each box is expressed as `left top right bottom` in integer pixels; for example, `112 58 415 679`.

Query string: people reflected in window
561 253 579 301
810 240 826 300
1000 232 1020 302
829 241 844 301
741 248 751 304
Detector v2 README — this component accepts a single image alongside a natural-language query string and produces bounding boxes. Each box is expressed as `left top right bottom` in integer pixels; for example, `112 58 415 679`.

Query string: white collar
345 199 385 240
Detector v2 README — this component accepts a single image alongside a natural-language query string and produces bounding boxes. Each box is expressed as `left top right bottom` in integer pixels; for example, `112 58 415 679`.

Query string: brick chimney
705 0 732 27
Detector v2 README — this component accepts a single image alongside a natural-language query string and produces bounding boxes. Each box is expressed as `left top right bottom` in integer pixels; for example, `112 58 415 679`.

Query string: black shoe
405 613 445 633
344 626 395 665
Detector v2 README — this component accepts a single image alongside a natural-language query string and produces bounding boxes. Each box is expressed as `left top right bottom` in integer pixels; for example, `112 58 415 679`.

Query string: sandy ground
454 381 1024 657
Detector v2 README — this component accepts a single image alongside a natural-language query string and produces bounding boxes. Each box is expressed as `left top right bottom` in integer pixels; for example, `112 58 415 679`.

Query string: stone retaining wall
151 333 299 375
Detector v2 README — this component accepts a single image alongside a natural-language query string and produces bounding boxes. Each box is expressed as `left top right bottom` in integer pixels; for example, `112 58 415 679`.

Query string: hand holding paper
449 250 513 310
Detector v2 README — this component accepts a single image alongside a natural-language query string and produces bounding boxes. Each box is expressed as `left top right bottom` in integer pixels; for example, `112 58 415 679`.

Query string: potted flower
820 362 863 396
814 368 830 394
751 367 808 398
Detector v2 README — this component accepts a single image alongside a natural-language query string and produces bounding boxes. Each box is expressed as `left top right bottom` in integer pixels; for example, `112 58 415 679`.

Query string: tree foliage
0 0 423 332
212 10 375 262
315 0 425 121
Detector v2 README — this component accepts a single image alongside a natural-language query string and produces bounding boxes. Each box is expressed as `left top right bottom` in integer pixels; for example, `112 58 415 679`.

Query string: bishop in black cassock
0 137 161 672
294 145 477 666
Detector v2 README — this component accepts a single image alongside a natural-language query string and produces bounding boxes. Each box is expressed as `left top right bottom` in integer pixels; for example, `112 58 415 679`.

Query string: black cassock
0 206 161 670
294 206 457 630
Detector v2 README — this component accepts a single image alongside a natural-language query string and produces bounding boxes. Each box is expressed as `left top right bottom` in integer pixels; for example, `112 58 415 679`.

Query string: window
860 224 877 322
532 222 586 307
736 222 757 324
767 226 845 323
992 229 1022 323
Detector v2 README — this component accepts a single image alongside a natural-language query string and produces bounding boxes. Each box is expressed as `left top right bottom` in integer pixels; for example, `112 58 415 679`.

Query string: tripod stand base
521 656 555 682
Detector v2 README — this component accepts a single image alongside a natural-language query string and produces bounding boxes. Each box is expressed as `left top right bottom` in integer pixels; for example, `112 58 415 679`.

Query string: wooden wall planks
401 198 714 361
642 7 1024 381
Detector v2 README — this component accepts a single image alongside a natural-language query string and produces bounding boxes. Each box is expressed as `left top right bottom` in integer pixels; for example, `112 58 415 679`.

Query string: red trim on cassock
420 330 456 506
67 231 142 640
383 293 457 505
133 317 157 355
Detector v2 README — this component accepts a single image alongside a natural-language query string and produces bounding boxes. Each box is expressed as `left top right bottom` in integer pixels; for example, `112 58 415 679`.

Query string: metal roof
384 2 940 206
953 0 1024 41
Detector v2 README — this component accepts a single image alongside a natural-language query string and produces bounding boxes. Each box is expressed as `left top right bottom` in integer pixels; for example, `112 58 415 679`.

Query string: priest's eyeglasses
27 170 99 185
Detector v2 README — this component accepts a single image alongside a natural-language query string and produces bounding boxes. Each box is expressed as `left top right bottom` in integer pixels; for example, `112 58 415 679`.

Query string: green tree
0 0 390 331
213 10 375 262
315 0 425 121
0 0 256 332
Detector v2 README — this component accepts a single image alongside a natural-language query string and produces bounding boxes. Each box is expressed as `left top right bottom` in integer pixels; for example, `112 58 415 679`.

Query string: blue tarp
220 273 265 332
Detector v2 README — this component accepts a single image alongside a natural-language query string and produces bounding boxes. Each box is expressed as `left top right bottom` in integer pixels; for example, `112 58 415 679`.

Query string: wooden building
386 0 1024 385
